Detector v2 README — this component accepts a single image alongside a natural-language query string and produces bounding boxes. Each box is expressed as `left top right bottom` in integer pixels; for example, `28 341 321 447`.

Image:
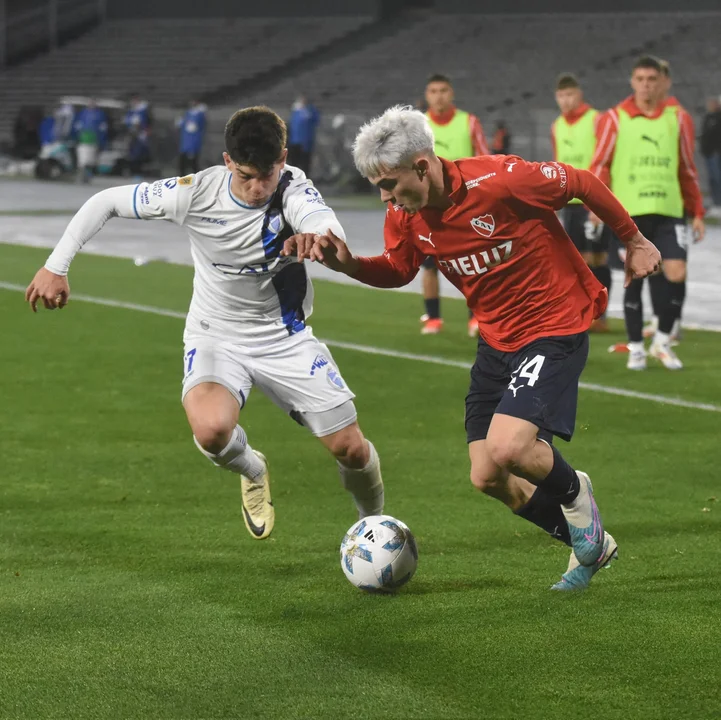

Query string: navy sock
649 272 667 319
659 279 685 334
515 488 571 546
424 298 440 320
538 445 580 505
624 278 644 343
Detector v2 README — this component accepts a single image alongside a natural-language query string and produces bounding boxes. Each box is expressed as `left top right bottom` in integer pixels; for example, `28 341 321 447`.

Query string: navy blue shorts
633 214 688 261
561 204 608 255
465 332 589 444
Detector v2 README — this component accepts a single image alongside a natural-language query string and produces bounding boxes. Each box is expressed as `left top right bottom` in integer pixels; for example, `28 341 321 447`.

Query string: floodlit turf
1 244 720 720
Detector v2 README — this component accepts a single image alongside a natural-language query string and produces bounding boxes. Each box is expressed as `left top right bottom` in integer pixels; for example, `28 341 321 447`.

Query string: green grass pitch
1 244 720 719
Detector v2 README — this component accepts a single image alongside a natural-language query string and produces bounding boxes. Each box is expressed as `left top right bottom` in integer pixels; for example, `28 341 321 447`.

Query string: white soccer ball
340 515 418 593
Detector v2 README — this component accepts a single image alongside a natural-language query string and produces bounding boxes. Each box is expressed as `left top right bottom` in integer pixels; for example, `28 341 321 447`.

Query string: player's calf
320 422 384 519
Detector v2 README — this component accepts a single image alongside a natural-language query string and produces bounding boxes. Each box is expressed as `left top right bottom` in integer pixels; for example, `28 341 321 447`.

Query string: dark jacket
701 110 721 156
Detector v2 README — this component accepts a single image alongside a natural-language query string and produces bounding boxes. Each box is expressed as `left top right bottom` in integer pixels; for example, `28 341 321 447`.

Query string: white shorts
181 330 357 437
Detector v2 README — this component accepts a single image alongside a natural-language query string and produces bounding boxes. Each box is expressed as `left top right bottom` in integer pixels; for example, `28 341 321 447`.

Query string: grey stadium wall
106 0 380 18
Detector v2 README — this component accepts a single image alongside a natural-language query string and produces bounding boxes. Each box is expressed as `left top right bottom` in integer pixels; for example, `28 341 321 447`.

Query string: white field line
2 281 720 414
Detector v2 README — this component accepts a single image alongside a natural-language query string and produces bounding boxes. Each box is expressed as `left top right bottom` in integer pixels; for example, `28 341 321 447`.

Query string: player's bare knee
664 266 686 283
470 467 496 493
486 434 530 473
327 426 367 469
192 418 234 455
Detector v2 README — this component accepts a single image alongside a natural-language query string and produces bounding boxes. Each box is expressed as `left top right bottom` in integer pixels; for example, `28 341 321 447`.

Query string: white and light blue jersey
132 164 342 347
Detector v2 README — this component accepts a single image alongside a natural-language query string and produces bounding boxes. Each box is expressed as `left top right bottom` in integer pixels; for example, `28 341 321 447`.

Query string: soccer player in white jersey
25 106 385 540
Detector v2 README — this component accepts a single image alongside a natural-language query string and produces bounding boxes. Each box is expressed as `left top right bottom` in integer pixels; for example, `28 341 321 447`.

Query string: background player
285 106 662 590
552 73 610 332
421 73 489 336
24 106 385 541
590 56 705 370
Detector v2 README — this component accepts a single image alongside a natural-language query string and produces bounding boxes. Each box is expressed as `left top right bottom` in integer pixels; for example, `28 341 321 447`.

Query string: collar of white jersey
226 172 275 210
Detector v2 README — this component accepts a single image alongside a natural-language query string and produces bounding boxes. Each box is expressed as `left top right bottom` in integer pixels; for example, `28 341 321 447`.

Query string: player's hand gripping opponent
25 268 70 312
282 230 358 276
623 232 662 288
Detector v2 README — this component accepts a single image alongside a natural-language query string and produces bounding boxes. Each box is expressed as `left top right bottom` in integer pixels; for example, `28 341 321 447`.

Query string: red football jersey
354 155 639 352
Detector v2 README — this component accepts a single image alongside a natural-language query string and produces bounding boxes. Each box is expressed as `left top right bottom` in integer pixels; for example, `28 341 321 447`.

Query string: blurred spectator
701 96 721 211
287 95 320 175
53 101 75 142
491 120 511 154
177 99 207 175
38 114 55 148
12 105 44 159
74 99 108 183
125 94 152 178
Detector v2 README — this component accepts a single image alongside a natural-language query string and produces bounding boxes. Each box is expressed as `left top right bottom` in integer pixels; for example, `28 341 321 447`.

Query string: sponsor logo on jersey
540 163 558 179
164 178 177 190
200 217 228 226
470 214 495 237
212 258 284 275
178 175 193 186
540 162 567 188
304 187 326 205
310 354 330 376
418 232 435 247
465 172 496 189
437 240 513 277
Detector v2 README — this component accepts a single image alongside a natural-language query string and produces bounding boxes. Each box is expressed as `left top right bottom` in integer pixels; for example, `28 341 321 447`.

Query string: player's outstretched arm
24 185 137 312
282 230 359 274
25 177 193 312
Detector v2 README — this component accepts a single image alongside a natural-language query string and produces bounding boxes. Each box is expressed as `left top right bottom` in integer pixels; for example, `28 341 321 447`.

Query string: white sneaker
626 344 647 370
649 342 683 370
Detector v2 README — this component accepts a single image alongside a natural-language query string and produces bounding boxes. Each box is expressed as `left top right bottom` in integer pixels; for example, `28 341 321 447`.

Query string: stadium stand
238 12 721 122
0 15 374 140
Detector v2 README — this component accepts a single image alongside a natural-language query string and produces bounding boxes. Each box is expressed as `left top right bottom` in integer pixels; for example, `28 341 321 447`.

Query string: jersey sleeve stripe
132 184 140 219
296 207 333 226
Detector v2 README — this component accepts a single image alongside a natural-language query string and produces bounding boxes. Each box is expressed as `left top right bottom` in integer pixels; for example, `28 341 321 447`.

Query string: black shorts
465 332 589 444
633 214 688 261
421 256 436 270
561 204 608 254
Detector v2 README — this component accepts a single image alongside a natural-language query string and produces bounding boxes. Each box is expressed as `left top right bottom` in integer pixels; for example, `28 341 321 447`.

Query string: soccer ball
340 515 418 593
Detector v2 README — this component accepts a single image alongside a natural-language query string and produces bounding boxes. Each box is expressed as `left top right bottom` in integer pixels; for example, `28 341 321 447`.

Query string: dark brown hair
556 73 580 90
633 55 662 73
224 106 287 173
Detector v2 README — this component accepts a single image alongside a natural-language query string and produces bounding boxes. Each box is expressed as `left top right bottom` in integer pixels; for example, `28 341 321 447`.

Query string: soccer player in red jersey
283 106 661 590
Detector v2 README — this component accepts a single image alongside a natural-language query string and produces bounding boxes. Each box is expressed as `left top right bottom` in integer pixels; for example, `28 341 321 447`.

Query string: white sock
653 330 671 347
561 474 593 526
194 425 265 482
628 341 645 353
338 440 384 518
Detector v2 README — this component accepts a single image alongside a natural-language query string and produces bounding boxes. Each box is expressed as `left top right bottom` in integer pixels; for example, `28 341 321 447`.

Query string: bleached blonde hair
352 105 435 178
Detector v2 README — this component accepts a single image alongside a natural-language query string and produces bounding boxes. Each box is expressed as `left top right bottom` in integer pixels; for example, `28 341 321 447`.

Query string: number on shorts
185 348 197 374
517 354 546 387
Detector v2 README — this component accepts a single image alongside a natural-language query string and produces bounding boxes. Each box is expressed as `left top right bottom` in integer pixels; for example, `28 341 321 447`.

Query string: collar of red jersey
620 95 668 119
562 103 591 124
427 106 457 125
440 157 466 205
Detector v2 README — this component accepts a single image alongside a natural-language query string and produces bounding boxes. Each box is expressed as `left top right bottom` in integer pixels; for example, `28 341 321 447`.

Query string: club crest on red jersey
470 214 495 238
